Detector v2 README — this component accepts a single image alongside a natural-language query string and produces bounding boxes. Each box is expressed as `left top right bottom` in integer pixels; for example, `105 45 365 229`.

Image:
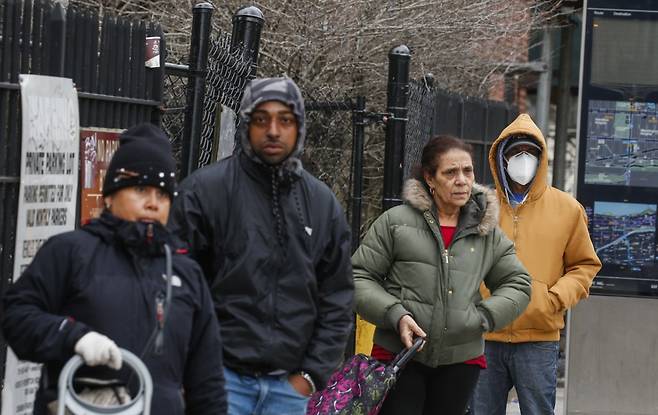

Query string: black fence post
47 3 66 77
181 2 213 179
351 96 366 253
231 6 264 78
382 45 410 211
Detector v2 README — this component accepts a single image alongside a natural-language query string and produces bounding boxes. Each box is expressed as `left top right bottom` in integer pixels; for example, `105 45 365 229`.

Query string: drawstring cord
270 167 287 248
154 244 173 355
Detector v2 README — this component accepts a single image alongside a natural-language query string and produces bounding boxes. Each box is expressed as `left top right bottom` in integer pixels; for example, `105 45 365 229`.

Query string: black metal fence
405 78 519 186
177 4 262 178
71 11 164 128
303 94 368 253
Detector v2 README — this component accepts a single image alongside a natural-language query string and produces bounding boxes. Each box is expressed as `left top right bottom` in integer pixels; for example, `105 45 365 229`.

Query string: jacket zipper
424 210 450 364
509 204 522 342
438 241 449 364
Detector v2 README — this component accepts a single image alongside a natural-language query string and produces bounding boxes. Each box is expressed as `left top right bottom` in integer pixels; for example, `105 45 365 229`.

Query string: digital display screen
591 17 658 86
584 100 658 187
591 201 656 269
577 6 658 297
585 202 658 297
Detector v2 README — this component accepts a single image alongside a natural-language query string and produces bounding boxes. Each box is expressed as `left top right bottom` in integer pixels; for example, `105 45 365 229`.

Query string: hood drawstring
154 243 173 355
270 166 288 250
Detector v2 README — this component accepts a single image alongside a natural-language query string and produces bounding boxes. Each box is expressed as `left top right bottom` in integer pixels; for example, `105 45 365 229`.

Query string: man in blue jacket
169 77 354 414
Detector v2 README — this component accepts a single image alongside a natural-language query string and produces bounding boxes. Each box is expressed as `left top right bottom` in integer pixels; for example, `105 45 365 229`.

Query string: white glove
74 332 122 370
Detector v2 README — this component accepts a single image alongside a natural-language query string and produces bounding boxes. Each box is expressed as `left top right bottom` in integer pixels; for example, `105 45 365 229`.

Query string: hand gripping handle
390 337 426 374
56 348 152 415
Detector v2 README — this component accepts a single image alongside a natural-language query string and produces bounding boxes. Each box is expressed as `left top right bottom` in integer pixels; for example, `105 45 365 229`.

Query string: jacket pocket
445 303 484 346
518 280 563 332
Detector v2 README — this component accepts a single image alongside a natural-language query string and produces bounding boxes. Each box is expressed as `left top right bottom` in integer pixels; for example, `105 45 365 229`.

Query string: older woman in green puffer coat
353 135 531 415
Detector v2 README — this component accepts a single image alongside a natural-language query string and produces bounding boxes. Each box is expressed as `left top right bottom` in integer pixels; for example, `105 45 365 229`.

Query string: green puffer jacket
353 179 531 367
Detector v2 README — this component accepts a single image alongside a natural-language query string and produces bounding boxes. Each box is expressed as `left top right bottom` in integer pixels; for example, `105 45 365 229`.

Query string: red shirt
370 225 486 369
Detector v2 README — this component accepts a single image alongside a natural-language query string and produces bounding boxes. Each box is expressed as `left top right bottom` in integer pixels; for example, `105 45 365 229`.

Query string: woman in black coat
2 123 226 414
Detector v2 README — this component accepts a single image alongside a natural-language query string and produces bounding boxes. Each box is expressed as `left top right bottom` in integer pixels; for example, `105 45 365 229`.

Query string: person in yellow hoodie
470 114 601 415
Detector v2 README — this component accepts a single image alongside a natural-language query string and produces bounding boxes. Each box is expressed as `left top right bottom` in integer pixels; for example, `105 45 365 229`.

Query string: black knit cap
102 123 177 198
503 135 541 156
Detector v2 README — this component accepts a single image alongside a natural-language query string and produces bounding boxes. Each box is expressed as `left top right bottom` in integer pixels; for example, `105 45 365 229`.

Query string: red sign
79 129 121 225
145 36 161 68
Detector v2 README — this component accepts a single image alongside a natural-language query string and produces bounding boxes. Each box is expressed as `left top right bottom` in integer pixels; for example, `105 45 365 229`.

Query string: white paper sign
218 105 237 160
1 75 79 415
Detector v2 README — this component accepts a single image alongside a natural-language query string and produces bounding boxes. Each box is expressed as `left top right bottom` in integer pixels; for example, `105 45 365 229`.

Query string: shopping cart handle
56 348 153 415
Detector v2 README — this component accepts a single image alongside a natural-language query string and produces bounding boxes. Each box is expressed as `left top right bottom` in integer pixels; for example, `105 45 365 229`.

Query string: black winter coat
2 212 226 415
169 152 354 388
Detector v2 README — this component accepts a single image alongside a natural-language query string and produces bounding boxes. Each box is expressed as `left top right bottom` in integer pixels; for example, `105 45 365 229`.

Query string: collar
85 211 180 257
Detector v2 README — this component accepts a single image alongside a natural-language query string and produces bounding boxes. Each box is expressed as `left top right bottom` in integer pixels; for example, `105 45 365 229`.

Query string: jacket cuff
62 319 92 355
386 304 410 333
548 291 563 313
476 306 494 332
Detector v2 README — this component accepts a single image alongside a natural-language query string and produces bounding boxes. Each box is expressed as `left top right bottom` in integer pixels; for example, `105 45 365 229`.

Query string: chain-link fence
198 32 253 167
404 80 518 185
404 78 436 181
161 29 254 173
162 64 190 171
303 91 358 211
305 91 388 247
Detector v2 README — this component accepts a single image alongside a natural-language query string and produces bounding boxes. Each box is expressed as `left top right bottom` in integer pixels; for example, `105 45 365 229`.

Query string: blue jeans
470 341 559 415
224 367 310 415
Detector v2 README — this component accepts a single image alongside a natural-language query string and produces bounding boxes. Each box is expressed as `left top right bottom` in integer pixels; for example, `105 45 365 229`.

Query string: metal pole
181 2 213 179
47 3 66 77
346 94 365 360
351 96 366 253
553 20 573 190
382 45 410 211
536 27 553 135
231 6 264 78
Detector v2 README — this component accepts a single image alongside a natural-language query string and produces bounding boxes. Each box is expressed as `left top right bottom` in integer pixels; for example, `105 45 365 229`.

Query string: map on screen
585 100 658 187
592 201 657 269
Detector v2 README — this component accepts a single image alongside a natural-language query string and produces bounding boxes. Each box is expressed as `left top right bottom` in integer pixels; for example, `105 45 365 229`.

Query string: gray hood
238 77 306 178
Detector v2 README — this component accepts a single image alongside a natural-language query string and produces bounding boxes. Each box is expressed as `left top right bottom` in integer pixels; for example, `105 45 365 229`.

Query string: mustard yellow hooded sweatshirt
483 113 602 342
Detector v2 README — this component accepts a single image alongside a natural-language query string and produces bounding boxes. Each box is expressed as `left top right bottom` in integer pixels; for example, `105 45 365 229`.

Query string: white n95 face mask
506 152 538 185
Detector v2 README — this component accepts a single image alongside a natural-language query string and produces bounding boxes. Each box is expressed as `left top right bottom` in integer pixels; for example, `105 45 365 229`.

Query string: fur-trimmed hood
402 179 499 236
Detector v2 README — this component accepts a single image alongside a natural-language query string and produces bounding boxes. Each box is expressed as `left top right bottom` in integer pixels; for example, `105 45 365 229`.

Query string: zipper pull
146 223 154 243
154 292 165 354
156 293 165 329
443 249 449 264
